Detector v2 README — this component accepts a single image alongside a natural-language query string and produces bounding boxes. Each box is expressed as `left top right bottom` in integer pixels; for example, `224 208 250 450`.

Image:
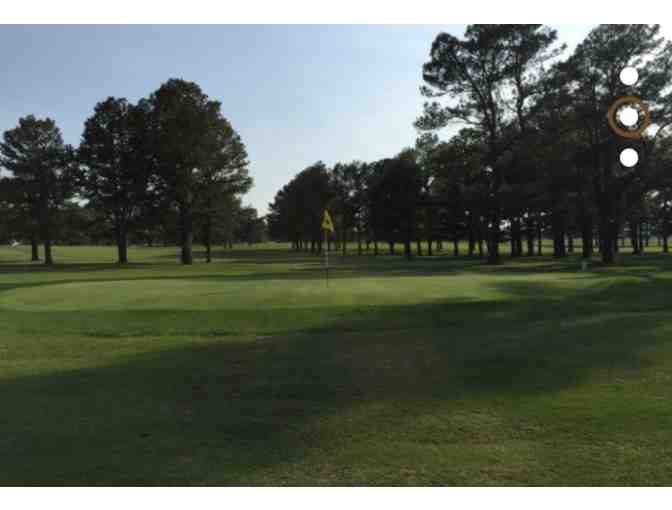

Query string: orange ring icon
607 96 651 139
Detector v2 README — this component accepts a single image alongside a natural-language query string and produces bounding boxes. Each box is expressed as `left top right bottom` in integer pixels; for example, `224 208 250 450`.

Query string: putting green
0 274 506 312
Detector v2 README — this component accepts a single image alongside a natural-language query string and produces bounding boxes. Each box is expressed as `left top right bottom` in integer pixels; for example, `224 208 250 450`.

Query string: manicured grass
1 243 672 485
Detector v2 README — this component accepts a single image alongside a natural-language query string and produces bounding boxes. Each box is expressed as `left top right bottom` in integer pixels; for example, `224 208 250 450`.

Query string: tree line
268 24 672 264
0 78 258 265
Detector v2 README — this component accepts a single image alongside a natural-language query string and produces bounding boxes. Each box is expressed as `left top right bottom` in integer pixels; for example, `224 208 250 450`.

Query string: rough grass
1 242 672 485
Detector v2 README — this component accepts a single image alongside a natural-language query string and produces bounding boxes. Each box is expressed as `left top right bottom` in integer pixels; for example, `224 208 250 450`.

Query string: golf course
1 243 672 485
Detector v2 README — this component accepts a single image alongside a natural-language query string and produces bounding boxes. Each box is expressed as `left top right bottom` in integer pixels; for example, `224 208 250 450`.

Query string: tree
417 25 562 263
563 24 672 263
430 129 487 257
331 161 369 256
0 177 16 245
57 201 95 245
367 157 423 259
649 137 672 252
0 115 74 265
192 129 252 262
409 134 442 256
267 162 333 253
0 175 41 258
234 206 265 245
263 24 672 268
147 78 250 264
78 97 153 264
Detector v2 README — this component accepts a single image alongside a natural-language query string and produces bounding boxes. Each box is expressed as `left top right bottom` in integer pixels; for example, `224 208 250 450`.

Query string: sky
0 25 597 214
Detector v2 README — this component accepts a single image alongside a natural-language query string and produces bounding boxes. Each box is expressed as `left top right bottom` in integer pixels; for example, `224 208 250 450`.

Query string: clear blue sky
0 25 595 214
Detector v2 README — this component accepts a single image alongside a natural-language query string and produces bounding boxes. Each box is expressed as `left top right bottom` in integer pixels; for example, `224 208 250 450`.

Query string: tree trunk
179 206 194 265
117 231 129 264
404 239 412 259
389 241 395 256
42 196 53 265
487 215 501 265
203 217 212 263
630 222 640 254
601 234 614 262
552 212 566 258
30 235 40 261
116 218 129 264
516 228 523 257
38 174 53 266
416 240 423 256
453 238 459 257
600 216 616 264
598 179 616 264
468 223 476 257
510 217 521 257
44 239 53 266
581 216 593 259
40 208 53 266
525 218 534 256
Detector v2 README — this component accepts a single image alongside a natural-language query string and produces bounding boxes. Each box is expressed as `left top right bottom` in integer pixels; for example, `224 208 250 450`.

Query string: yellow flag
322 209 335 233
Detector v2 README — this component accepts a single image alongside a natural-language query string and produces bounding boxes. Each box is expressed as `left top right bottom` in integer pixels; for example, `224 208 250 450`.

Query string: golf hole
620 148 639 167
620 66 639 86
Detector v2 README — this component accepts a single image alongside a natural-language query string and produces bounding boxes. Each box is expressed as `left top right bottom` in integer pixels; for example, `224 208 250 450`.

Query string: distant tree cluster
0 79 260 265
269 24 672 264
267 157 425 258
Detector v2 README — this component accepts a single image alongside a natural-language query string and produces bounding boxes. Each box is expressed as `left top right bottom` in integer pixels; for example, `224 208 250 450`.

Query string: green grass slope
1 243 671 485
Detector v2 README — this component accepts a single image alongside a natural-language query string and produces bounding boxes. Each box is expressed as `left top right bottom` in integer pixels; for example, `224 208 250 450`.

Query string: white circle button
618 106 639 127
620 67 639 86
619 148 639 167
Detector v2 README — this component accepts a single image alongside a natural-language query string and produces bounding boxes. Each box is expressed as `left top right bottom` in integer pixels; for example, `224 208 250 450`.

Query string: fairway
2 245 672 485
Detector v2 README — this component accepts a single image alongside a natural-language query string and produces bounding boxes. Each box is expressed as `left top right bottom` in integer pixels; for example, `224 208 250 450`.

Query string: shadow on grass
2 277 672 484
0 261 159 274
0 242 672 277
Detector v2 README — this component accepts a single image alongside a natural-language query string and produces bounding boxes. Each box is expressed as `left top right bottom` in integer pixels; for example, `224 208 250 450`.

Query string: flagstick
325 228 329 288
